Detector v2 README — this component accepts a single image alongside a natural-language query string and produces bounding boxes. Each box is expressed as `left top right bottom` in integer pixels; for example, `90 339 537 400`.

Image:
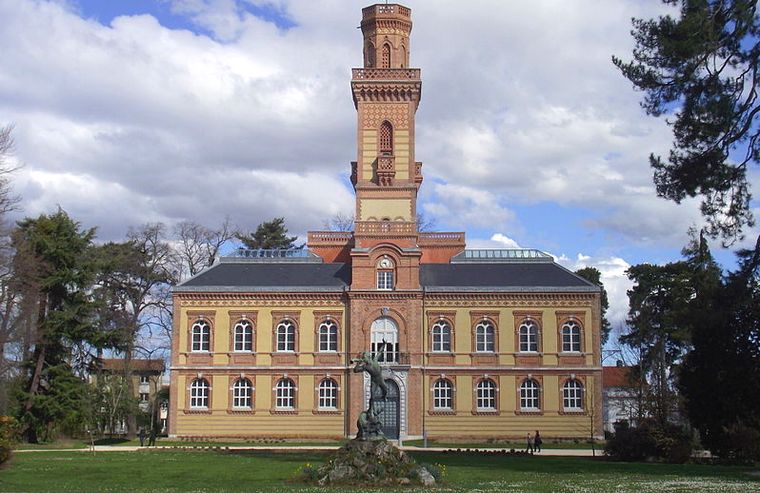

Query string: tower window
377 270 394 290
379 121 393 154
381 43 391 68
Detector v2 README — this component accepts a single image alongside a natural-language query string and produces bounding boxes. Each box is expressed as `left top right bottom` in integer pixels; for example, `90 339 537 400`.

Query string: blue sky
0 0 757 336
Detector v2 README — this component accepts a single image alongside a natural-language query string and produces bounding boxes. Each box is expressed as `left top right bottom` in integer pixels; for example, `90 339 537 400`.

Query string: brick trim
515 374 544 415
313 311 342 353
187 311 215 353
229 311 257 353
227 373 255 414
556 312 586 355
313 373 342 414
427 311 456 353
429 374 456 414
513 311 543 354
272 311 300 354
271 374 299 413
185 374 211 413
558 374 587 415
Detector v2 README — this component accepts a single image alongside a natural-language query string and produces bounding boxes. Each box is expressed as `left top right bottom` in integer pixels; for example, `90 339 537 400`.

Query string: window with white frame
370 317 399 363
377 270 394 290
276 378 295 409
520 379 540 411
232 378 252 409
191 320 210 352
431 320 452 352
318 378 338 409
190 378 209 408
433 378 453 410
476 379 497 411
276 320 296 352
519 320 539 352
563 379 584 411
562 321 582 352
318 320 338 352
475 321 495 352
139 375 150 384
234 319 253 352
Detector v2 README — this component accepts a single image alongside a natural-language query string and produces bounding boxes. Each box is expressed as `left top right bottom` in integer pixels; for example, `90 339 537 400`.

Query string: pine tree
613 0 760 242
236 217 299 250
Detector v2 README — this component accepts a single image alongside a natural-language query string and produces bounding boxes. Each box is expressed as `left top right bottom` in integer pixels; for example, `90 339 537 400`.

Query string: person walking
534 430 542 453
138 428 146 447
148 428 156 447
526 432 534 454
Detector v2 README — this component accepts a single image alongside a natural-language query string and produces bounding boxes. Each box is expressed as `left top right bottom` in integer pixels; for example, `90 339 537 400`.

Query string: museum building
169 3 603 441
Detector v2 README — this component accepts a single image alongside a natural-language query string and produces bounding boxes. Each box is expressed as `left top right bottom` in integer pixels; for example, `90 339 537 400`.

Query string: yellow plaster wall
359 198 412 221
362 130 377 176
394 130 409 179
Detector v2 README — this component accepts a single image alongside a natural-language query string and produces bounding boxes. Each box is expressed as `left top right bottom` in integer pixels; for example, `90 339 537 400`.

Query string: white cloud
556 253 634 337
467 233 522 249
0 0 713 253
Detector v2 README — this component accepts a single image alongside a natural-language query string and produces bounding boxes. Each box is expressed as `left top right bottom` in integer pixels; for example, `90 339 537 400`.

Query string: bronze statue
351 351 387 440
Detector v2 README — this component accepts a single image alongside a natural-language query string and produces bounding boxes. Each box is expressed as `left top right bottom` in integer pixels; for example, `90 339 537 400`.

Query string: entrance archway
372 379 400 439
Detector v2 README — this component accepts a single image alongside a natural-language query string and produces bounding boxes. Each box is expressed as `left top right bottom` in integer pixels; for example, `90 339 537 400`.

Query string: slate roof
100 358 165 373
175 262 351 292
174 258 597 293
420 263 597 292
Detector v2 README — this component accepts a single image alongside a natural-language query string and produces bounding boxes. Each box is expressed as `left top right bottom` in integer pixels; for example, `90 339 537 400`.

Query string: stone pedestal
315 439 435 486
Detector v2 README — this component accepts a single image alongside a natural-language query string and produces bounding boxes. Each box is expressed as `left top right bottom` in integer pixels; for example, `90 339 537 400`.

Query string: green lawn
1 449 758 493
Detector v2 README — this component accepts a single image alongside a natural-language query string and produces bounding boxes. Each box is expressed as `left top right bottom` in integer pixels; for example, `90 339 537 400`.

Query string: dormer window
376 256 395 290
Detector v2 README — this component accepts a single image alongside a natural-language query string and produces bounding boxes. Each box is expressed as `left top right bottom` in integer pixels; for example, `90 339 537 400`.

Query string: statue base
311 439 435 487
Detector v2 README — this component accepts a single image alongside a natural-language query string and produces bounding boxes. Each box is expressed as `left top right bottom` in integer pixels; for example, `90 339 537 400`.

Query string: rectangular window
139 375 150 384
139 393 149 402
377 271 394 290
477 385 496 410
319 386 337 409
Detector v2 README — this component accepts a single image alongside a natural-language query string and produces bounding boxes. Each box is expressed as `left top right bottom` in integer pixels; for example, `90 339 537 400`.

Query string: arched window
563 379 584 411
400 44 407 67
519 320 539 352
233 319 253 352
190 378 209 408
276 378 296 409
475 321 495 353
191 320 210 352
232 378 253 409
520 379 540 411
379 120 393 155
318 378 338 409
381 42 391 68
433 378 453 410
431 320 452 352
318 320 338 352
371 317 399 363
276 320 296 352
562 321 582 352
476 379 497 411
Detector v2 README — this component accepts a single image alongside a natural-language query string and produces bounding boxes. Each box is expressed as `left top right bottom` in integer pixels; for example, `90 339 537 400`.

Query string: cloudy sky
1 0 758 344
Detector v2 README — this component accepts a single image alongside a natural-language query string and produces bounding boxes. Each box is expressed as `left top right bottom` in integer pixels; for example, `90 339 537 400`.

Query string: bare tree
173 218 235 279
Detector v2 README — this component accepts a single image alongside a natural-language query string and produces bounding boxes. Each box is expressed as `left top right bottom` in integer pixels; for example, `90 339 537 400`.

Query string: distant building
97 358 167 434
169 3 604 441
602 363 638 433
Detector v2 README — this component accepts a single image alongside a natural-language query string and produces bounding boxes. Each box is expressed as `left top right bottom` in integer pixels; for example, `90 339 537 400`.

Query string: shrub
711 422 760 465
420 462 446 482
605 419 694 463
0 416 20 465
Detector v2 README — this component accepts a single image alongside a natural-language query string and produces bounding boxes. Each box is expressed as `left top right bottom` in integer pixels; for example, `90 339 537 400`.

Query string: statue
351 351 387 440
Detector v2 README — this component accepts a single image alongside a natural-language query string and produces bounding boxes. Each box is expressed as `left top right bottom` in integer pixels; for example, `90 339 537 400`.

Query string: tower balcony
362 4 411 20
414 161 423 185
352 68 420 81
377 155 396 186
355 220 416 236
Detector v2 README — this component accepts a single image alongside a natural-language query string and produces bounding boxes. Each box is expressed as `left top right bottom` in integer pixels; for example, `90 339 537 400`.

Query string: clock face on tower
379 257 393 269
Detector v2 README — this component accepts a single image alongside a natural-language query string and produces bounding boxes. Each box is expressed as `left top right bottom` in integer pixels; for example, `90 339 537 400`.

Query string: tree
12 210 105 442
680 235 760 460
173 218 234 279
613 0 760 242
574 267 612 345
236 217 299 250
622 261 694 426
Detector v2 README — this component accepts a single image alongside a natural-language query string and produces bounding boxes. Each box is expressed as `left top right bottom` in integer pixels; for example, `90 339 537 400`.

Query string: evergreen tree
236 217 299 250
622 261 694 425
574 267 612 345
613 0 760 242
12 210 104 442
680 235 760 460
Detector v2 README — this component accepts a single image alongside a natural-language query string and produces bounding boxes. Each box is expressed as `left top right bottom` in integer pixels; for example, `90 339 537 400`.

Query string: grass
1 448 759 492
